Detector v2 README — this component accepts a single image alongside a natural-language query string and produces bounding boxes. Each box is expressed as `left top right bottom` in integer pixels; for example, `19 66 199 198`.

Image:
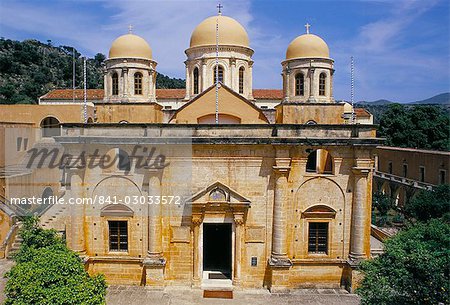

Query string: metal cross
128 24 133 34
305 23 311 34
217 3 223 15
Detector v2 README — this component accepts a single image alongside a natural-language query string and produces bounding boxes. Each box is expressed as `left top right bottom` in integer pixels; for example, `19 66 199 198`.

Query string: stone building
374 146 449 207
0 12 381 291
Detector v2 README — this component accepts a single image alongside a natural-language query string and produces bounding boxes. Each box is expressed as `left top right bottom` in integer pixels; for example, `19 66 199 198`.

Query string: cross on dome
128 24 133 34
305 23 311 34
217 3 223 16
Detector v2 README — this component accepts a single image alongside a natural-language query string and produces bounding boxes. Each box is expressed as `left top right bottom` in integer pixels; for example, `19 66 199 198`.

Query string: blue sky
0 0 448 102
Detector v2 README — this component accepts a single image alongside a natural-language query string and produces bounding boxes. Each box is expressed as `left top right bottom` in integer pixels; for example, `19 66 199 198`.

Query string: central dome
190 15 250 48
286 34 329 60
109 33 152 60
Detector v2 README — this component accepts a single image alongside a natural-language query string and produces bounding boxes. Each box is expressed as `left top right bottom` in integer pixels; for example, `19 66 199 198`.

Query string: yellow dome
286 34 329 60
190 15 249 48
109 34 152 60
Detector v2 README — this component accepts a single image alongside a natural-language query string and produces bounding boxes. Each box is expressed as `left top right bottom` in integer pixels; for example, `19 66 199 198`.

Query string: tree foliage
5 217 107 305
0 38 186 104
357 219 450 305
378 103 450 151
372 191 394 216
404 184 450 222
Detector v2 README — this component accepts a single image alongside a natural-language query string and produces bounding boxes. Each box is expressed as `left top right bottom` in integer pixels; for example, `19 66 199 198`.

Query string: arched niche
197 114 241 124
40 116 60 137
302 204 336 219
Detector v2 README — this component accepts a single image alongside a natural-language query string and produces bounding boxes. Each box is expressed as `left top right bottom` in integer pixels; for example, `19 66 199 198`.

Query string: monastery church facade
0 12 380 292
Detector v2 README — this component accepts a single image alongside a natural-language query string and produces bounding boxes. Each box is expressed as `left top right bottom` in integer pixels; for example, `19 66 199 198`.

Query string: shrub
404 184 450 222
357 219 450 305
5 217 107 305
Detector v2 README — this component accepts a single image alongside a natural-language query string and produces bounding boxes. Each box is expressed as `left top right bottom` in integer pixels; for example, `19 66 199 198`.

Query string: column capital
233 213 245 226
352 167 371 176
192 214 203 226
229 57 237 66
273 156 291 174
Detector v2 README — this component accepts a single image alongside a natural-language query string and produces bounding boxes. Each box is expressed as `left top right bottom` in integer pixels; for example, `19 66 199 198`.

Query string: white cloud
101 0 254 78
332 0 447 102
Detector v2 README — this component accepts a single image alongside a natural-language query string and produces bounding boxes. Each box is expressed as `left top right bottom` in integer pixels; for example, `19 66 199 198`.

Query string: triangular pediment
187 181 251 206
169 84 269 124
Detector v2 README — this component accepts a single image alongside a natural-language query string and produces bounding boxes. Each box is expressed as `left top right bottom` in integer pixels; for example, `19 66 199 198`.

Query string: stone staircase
40 204 68 232
6 235 23 259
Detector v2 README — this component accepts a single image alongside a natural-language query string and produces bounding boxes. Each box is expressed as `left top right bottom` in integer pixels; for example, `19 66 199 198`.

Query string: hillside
412 93 450 105
0 38 185 104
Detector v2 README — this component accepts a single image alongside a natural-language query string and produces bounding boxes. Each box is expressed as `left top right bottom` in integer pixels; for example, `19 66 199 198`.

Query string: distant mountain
355 93 450 106
356 99 395 106
411 93 450 105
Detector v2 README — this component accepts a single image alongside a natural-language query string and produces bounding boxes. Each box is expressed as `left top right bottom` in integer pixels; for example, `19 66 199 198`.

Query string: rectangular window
419 166 425 182
16 137 22 151
23 138 28 150
388 162 393 174
439 170 446 185
308 222 328 254
239 68 244 94
403 164 408 178
109 221 128 252
134 73 143 95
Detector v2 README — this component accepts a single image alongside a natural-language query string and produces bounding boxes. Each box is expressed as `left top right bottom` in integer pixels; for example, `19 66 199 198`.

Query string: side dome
286 34 329 60
109 34 152 60
190 15 249 48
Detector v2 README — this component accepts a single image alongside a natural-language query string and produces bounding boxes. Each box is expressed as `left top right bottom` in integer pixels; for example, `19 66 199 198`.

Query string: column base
343 260 365 293
347 253 366 267
192 277 201 288
143 256 166 287
268 255 293 268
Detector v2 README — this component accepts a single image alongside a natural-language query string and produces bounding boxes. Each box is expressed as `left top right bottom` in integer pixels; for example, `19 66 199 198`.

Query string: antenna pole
83 57 87 123
72 48 75 103
351 56 355 124
215 3 222 125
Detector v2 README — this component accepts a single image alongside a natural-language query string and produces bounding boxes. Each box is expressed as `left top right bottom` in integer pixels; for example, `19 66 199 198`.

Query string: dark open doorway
203 223 232 279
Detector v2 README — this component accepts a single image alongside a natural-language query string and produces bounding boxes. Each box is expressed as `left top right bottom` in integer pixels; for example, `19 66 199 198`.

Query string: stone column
122 68 128 98
184 61 191 100
144 172 166 287
233 213 244 286
308 65 316 102
147 174 163 259
149 69 157 102
248 61 254 100
68 170 85 255
269 155 292 267
349 167 371 262
192 214 203 285
201 58 207 92
284 67 291 102
230 58 236 91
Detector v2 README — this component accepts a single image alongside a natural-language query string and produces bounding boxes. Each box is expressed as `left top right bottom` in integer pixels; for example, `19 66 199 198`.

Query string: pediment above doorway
186 181 251 216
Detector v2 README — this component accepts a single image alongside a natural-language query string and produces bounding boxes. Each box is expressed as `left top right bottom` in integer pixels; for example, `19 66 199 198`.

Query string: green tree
5 217 107 305
378 104 450 151
404 184 450 222
357 219 450 305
